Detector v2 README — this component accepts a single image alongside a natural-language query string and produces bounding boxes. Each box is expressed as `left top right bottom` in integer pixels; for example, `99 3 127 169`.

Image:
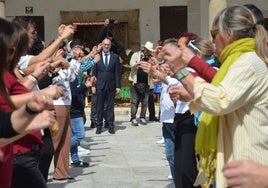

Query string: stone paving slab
47 107 174 188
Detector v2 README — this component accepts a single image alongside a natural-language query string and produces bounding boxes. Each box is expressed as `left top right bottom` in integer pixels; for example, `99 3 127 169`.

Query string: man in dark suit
93 38 121 134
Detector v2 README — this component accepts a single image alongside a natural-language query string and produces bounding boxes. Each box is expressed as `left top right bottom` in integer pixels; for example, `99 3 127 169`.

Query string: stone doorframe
60 9 140 50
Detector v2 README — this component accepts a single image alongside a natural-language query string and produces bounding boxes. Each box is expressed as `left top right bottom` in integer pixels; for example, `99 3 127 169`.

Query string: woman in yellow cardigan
162 5 268 188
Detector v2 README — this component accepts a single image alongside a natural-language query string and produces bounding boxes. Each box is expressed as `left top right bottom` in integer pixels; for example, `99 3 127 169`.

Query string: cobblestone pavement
47 107 175 188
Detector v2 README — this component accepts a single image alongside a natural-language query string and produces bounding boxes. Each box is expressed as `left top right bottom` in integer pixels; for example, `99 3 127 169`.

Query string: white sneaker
78 146 90 154
140 118 147 125
156 138 165 144
168 175 173 180
131 119 138 126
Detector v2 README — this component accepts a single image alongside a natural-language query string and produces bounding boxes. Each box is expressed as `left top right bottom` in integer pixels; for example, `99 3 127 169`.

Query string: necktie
104 53 108 69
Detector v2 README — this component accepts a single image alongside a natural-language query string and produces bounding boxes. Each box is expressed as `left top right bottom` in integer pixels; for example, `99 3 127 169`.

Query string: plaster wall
5 0 187 45
4 0 268 45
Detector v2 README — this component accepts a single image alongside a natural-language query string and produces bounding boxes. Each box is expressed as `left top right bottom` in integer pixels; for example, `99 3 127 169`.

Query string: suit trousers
96 86 115 128
90 93 107 123
52 105 71 179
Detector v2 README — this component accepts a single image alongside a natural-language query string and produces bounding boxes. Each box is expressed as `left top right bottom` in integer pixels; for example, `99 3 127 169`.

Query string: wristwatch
176 68 189 81
25 103 39 115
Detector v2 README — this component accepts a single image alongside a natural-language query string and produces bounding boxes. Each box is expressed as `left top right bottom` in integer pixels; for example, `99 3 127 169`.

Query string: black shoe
104 122 109 129
53 176 76 182
96 127 102 134
71 161 89 167
90 121 96 128
149 117 159 121
108 127 115 134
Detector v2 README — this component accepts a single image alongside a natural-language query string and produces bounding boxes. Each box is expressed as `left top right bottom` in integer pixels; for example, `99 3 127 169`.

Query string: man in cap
128 41 154 126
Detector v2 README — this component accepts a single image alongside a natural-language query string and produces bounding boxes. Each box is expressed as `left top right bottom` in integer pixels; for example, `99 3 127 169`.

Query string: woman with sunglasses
178 4 266 84
163 5 268 188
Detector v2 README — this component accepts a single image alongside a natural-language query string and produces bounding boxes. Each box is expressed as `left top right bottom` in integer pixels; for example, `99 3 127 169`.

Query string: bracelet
18 69 26 77
30 74 39 81
25 103 38 115
176 68 189 81
27 74 38 84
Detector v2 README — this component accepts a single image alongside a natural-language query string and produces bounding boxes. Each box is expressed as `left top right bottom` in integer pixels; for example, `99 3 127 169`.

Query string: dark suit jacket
93 51 121 90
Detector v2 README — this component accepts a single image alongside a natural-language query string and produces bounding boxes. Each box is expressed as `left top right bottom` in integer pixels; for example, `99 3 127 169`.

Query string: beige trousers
51 105 71 179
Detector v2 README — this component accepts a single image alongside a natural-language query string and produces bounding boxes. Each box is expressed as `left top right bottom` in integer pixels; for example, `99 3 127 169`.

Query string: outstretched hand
27 91 54 113
58 25 74 40
41 85 64 100
162 43 185 74
168 85 192 102
26 110 56 132
223 160 268 188
181 46 196 66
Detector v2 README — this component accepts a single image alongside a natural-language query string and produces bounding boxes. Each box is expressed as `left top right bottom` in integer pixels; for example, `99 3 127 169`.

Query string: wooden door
160 6 187 41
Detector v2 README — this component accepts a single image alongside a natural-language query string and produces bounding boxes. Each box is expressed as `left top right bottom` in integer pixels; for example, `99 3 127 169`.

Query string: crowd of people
131 3 268 188
0 3 268 188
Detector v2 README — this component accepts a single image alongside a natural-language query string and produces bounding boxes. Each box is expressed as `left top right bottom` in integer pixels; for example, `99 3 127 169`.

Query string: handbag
134 83 148 95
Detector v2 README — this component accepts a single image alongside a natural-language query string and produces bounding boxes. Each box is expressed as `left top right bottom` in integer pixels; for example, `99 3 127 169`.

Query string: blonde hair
190 38 215 60
213 5 268 65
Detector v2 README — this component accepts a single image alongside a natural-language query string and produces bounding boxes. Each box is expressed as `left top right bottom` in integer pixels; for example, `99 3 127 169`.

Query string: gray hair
212 5 268 64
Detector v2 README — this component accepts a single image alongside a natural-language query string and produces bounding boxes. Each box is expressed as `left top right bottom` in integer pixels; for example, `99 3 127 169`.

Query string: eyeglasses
73 45 83 50
31 30 37 35
210 29 219 40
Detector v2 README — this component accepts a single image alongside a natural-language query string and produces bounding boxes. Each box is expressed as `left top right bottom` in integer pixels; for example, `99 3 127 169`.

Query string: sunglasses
187 40 200 53
210 29 219 40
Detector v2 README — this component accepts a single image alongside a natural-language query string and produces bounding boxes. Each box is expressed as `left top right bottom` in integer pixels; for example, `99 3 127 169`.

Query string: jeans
130 84 149 120
162 123 175 180
71 117 85 162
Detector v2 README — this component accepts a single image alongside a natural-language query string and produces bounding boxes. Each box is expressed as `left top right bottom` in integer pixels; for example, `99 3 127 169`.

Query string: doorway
160 6 187 41
74 22 128 50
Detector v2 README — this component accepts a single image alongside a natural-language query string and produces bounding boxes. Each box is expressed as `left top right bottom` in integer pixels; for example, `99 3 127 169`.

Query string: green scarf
195 38 255 187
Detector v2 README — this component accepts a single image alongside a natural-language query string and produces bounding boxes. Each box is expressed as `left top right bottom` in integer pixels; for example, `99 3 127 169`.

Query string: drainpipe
0 1 5 18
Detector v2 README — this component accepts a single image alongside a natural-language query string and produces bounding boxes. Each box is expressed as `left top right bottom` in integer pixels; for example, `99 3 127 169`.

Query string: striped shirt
190 52 268 187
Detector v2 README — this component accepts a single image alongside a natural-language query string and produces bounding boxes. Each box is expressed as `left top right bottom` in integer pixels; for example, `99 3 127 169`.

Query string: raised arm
28 25 74 65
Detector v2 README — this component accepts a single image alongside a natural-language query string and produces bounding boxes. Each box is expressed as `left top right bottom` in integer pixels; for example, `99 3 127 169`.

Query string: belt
15 144 41 156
